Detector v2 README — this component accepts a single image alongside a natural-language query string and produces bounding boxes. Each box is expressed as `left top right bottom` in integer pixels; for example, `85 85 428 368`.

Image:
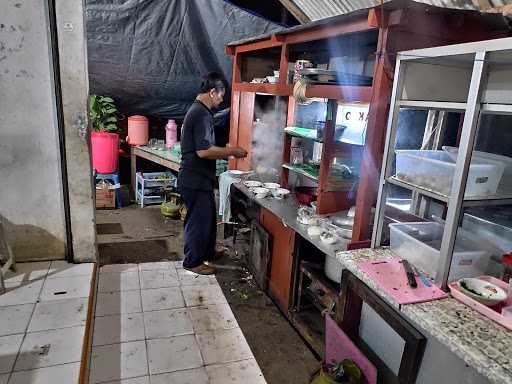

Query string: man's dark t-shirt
178 101 216 191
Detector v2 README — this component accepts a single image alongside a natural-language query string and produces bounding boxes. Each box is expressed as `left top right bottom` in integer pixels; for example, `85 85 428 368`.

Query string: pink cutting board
357 257 448 305
325 315 377 384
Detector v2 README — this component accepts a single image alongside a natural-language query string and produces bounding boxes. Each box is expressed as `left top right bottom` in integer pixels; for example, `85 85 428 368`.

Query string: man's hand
230 147 247 159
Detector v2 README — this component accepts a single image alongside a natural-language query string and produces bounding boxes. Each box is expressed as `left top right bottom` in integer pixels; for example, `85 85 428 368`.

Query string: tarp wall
86 0 281 119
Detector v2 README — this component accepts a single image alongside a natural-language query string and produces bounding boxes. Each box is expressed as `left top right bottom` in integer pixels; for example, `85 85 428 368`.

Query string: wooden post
351 19 393 244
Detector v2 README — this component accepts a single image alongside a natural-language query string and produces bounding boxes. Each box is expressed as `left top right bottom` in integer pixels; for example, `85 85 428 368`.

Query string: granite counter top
335 247 512 384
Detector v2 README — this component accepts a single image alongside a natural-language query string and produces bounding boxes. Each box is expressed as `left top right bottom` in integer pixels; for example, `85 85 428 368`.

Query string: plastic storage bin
395 150 505 198
389 222 491 282
135 172 176 208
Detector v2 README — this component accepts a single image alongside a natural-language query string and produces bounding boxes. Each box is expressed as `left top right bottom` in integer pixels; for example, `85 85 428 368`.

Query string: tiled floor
90 261 266 384
0 260 94 384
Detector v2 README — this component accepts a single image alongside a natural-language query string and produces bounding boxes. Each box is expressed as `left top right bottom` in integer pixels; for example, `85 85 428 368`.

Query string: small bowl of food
244 180 262 188
458 278 507 306
251 187 269 199
263 182 280 190
320 232 338 245
307 226 322 238
272 188 290 199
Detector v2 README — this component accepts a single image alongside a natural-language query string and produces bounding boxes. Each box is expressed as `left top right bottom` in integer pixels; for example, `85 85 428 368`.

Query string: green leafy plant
89 95 119 133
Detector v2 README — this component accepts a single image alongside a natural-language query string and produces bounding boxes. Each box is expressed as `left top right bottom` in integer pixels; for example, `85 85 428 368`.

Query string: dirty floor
96 205 318 384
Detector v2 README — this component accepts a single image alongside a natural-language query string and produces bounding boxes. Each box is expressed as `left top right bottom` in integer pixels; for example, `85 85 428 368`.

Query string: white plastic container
395 150 505 197
325 255 343 283
389 222 491 282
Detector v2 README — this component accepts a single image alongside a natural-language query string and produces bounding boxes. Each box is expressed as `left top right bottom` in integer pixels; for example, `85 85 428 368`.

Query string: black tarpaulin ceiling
86 0 281 119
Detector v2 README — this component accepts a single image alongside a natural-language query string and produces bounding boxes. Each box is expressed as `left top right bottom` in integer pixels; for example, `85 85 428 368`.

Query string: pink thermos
165 119 177 149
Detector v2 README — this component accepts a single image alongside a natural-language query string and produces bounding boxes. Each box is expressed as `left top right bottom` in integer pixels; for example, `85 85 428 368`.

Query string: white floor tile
100 264 138 274
47 261 94 279
146 335 203 375
140 288 184 312
0 281 43 307
0 374 8 384
9 362 81 384
0 334 24 373
98 271 140 292
177 268 217 286
28 298 87 332
196 327 253 365
0 304 34 336
151 367 209 384
93 313 145 346
95 291 142 316
39 276 91 302
101 378 149 384
4 262 50 284
143 309 193 339
14 326 85 371
206 359 266 384
188 304 238 333
102 377 149 384
138 262 174 271
89 341 148 384
139 270 178 290
181 285 228 307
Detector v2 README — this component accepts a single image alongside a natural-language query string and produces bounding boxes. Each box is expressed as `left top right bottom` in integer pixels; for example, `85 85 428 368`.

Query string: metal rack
372 37 512 289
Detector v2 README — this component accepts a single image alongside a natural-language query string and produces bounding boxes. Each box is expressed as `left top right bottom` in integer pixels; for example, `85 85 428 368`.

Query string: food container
273 70 280 78
461 211 512 255
272 188 290 199
251 187 269 199
244 180 262 188
307 226 322 238
320 232 338 245
395 150 505 197
457 277 507 306
449 275 512 330
389 222 491 282
266 76 278 84
325 255 343 283
263 182 280 190
126 115 148 146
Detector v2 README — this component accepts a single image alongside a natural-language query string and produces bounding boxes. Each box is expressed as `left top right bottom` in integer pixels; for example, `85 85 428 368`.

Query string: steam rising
250 98 287 183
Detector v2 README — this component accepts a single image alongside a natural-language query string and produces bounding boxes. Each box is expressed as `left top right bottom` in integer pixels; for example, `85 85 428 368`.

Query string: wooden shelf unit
225 0 508 245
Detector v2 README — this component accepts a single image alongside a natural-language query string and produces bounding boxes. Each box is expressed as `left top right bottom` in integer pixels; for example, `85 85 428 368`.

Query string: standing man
178 72 247 275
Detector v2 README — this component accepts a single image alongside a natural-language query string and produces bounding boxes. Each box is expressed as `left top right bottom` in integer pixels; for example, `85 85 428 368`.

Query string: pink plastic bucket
127 115 148 146
91 131 119 173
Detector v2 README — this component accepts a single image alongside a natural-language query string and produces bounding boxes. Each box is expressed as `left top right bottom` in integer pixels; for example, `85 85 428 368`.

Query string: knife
401 259 418 288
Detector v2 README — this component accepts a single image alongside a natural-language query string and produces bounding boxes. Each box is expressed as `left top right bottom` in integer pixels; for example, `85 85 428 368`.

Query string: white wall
0 0 67 261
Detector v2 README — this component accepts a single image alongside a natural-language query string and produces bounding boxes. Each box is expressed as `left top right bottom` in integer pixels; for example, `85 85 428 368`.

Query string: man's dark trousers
180 187 216 269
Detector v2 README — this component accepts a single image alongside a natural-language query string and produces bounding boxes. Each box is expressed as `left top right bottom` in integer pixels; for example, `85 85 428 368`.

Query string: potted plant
89 95 120 174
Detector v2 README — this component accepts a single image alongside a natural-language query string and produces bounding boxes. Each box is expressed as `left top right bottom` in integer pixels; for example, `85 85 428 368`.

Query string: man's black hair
199 72 227 94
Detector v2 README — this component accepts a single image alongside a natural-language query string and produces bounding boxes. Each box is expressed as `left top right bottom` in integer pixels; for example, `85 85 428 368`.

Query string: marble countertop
335 247 512 384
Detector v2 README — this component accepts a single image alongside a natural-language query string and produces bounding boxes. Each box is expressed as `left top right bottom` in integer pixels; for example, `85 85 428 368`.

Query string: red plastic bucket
91 131 119 173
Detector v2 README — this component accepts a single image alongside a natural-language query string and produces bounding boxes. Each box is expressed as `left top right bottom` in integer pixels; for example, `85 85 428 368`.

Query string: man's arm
197 146 247 160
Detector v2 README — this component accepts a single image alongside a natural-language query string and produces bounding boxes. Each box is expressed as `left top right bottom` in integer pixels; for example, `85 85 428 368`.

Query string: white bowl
266 76 278 84
272 188 290 199
307 226 322 238
320 232 338 245
263 182 280 190
244 180 262 188
228 170 246 178
457 278 507 306
251 187 269 199
273 70 280 77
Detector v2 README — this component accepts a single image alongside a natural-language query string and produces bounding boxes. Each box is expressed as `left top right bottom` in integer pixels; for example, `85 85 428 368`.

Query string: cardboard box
96 188 116 209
